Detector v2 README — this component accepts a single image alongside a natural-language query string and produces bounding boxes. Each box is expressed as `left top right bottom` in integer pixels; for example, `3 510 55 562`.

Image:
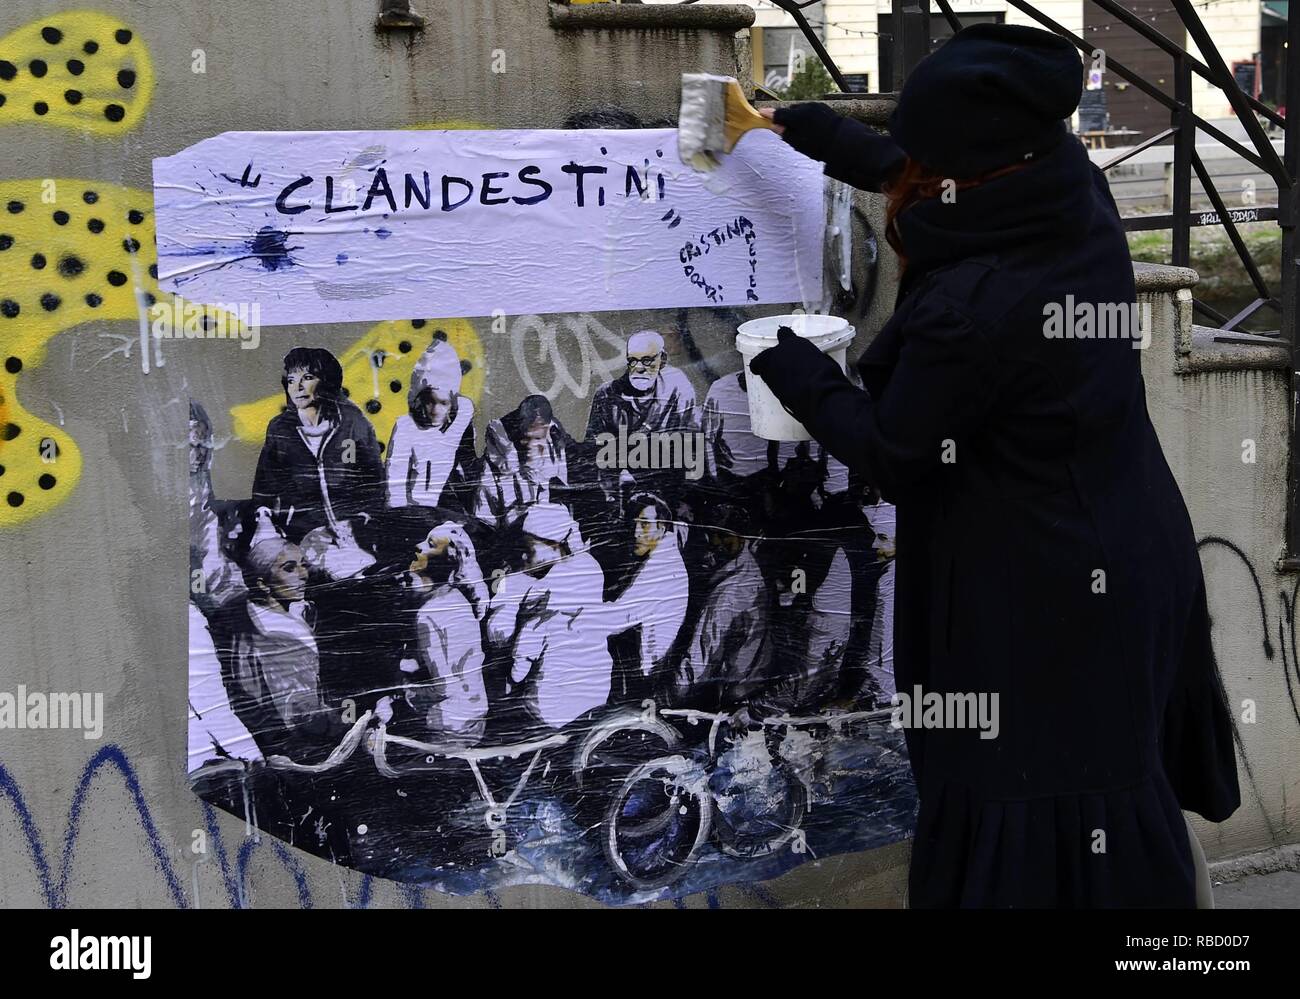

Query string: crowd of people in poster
187 328 898 884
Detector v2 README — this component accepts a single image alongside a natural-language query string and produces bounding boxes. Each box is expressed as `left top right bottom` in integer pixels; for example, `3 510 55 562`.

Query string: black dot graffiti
389 380 401 393
103 104 125 122
0 235 10 250
87 218 104 234
6 200 23 214
66 59 84 75
117 69 135 89
82 190 98 205
1 423 19 440
0 62 16 81
106 270 126 286
6 492 23 508
122 237 140 253
33 102 48 116
0 300 19 319
39 293 61 312
127 209 144 224
398 341 411 353
84 292 101 308
411 319 426 329
42 26 63 44
31 253 46 269
115 29 132 44
4 357 21 374
64 90 82 105
38 474 55 490
29 60 47 78
83 41 98 54
365 399 382 414
57 255 84 278
52 210 69 225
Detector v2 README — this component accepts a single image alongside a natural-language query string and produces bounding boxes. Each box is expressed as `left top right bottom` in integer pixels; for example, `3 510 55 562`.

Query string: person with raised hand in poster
483 503 625 734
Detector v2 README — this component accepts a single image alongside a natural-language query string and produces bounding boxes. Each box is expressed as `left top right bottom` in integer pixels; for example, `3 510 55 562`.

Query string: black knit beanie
887 23 1084 178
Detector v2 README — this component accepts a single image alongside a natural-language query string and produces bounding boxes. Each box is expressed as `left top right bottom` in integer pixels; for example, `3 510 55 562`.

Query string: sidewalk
1210 844 1300 908
1214 870 1300 908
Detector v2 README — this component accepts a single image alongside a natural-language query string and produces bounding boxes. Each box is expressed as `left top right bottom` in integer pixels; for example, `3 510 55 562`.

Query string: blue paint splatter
336 253 348 265
246 226 301 272
374 228 392 240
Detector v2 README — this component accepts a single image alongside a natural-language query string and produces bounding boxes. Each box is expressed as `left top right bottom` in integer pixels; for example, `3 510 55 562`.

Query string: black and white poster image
187 336 909 901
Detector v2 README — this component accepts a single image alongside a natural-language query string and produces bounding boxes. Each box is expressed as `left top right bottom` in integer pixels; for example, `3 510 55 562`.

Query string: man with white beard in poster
585 329 698 508
484 503 626 733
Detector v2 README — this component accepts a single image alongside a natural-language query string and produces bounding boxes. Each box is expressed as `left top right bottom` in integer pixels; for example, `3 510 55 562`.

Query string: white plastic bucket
735 314 855 441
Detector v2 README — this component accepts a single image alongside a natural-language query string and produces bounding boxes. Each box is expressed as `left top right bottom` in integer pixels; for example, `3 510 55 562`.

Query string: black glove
773 102 845 163
748 326 827 407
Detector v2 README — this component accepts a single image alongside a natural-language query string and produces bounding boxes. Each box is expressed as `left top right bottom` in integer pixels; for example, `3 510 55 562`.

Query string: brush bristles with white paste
678 73 774 172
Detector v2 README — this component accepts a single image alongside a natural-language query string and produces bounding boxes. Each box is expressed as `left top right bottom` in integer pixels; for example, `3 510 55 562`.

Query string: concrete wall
1134 263 1299 864
0 2 1293 910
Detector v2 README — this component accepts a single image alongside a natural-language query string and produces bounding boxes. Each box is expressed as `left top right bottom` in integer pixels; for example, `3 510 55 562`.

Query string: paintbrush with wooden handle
678 73 780 171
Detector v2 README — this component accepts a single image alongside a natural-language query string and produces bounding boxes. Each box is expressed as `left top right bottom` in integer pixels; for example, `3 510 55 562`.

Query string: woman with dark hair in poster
252 346 385 543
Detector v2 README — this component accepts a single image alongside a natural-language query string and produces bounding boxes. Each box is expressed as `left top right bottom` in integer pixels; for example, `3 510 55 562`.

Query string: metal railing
762 0 1300 564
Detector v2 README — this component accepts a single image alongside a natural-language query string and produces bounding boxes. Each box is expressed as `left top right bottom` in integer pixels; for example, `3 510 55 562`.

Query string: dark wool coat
750 114 1241 908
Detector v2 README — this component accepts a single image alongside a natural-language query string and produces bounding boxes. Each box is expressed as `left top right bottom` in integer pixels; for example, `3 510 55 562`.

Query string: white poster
152 128 825 325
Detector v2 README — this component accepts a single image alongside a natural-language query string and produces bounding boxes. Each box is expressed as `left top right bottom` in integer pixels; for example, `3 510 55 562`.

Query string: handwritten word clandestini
272 161 669 216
